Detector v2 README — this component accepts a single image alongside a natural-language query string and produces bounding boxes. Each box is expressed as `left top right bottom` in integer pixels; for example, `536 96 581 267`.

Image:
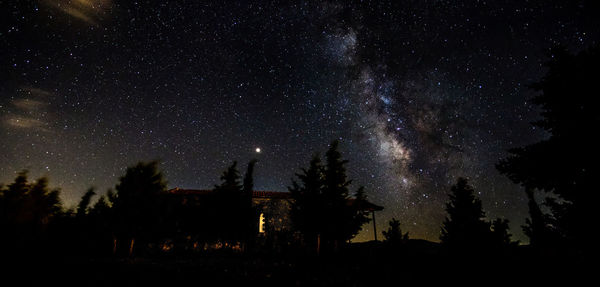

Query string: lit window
259 213 265 233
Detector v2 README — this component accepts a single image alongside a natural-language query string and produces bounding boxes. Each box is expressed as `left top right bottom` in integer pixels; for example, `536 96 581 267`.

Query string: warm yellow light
259 213 265 233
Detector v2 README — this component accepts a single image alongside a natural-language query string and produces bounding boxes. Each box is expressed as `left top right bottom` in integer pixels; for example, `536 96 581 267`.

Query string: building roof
347 198 384 212
167 188 292 199
167 188 383 211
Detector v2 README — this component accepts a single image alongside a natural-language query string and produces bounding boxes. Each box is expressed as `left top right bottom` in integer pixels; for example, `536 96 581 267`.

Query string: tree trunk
317 234 321 255
128 238 135 257
113 237 117 255
372 210 378 242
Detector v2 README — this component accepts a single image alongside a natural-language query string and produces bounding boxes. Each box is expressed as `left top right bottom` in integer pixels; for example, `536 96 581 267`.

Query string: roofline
167 188 292 199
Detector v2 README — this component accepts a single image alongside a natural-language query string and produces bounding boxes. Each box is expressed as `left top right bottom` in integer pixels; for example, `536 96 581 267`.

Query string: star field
2 0 599 242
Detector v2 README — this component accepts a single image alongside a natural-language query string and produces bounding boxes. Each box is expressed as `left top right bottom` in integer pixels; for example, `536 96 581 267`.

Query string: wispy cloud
21 86 53 97
12 98 46 112
5 116 49 131
2 87 54 133
40 0 112 26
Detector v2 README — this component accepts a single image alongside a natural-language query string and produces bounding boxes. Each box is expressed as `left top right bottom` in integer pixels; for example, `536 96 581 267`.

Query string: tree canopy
0 171 62 254
440 177 491 251
289 140 372 252
383 218 409 244
497 45 600 251
212 160 260 246
112 161 168 254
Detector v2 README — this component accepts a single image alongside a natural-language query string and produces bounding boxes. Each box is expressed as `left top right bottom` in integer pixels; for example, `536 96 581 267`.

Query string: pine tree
113 161 167 256
213 161 244 244
521 188 557 249
289 154 325 249
77 188 96 217
243 159 257 195
322 140 352 250
290 140 373 253
346 186 372 240
91 194 111 214
0 171 62 254
2 171 30 227
490 218 515 249
28 177 62 228
215 161 242 195
440 177 491 251
383 218 409 244
242 159 259 250
497 45 600 252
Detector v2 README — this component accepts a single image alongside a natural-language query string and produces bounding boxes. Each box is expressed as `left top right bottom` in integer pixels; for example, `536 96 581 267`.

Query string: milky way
2 1 599 241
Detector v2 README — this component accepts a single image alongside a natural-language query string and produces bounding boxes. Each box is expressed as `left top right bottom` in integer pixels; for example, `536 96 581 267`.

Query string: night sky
2 0 599 242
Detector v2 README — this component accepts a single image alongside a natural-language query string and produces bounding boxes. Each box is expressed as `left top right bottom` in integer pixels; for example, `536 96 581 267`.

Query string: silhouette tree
213 161 242 243
440 177 491 252
497 45 600 253
490 218 517 250
83 190 119 256
241 159 259 250
91 193 111 214
213 161 259 247
521 188 557 250
0 171 62 254
71 187 98 254
112 161 167 256
345 186 372 241
243 159 257 195
27 177 62 229
215 161 243 194
290 140 373 253
322 140 355 251
0 172 29 244
289 154 325 251
76 187 96 218
288 154 324 251
383 218 409 244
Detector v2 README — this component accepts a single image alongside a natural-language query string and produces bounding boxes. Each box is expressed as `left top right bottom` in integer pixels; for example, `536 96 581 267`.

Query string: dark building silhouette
166 188 382 241
167 188 293 238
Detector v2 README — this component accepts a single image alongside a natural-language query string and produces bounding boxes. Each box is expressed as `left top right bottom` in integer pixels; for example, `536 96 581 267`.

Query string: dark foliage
382 218 409 244
213 161 244 242
0 171 62 255
521 188 558 250
112 161 168 255
497 45 600 254
289 140 371 253
289 154 325 250
349 187 372 239
242 159 260 249
212 160 260 247
440 177 492 251
490 218 518 249
77 188 96 217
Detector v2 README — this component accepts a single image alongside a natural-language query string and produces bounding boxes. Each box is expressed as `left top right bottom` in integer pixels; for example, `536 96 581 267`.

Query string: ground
3 240 590 286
